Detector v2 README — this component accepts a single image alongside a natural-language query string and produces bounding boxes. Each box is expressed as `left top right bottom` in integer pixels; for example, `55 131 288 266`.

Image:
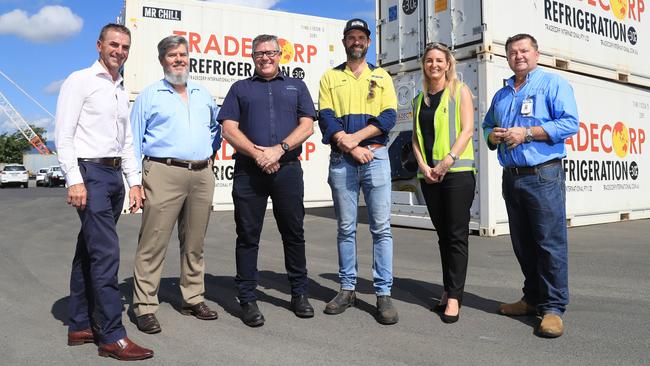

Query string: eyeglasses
253 50 281 59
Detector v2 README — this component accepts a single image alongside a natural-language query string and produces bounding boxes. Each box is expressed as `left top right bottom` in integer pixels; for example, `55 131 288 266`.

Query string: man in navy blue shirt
483 34 579 338
217 34 316 327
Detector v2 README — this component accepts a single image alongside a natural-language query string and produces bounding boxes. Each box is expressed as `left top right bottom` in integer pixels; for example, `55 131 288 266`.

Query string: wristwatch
280 142 290 153
525 128 534 143
447 151 459 165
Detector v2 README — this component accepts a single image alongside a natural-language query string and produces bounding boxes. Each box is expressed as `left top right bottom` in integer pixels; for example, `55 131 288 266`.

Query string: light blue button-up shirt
131 79 221 168
482 67 579 167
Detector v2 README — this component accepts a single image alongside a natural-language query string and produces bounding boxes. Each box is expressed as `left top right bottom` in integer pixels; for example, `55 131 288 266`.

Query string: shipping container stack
377 0 650 235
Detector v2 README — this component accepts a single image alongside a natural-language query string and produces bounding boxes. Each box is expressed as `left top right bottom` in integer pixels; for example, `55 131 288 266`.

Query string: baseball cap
344 18 370 36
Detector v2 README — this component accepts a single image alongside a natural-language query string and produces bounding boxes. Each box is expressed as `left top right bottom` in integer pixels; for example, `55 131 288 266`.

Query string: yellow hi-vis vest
413 83 475 178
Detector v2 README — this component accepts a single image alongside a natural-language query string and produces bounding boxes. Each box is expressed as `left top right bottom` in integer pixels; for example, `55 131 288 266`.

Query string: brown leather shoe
181 302 218 320
537 314 564 338
498 299 537 316
67 328 95 346
98 337 153 361
136 313 161 334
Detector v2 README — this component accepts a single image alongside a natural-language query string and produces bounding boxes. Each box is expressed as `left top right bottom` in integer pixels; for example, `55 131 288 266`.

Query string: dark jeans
420 171 475 302
502 162 569 315
68 161 126 344
232 160 308 303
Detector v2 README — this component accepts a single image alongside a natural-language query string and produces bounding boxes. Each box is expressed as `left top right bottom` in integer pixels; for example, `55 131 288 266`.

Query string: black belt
505 159 561 175
145 156 210 170
78 157 122 168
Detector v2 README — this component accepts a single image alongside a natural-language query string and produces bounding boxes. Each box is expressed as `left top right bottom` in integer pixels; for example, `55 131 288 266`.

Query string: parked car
35 168 48 186
1 164 29 188
44 166 65 187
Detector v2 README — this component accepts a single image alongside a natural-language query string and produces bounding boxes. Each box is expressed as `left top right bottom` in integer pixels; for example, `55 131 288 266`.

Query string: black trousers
420 171 475 302
232 160 308 303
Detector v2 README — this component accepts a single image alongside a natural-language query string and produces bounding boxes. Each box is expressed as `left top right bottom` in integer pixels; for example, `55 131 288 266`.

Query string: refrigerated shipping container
120 0 348 211
376 0 650 87
388 53 650 236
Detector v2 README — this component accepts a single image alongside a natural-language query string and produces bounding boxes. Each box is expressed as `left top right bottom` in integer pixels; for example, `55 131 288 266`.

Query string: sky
0 0 377 139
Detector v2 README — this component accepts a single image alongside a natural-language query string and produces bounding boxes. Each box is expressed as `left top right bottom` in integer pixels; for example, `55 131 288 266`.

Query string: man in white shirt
55 23 153 361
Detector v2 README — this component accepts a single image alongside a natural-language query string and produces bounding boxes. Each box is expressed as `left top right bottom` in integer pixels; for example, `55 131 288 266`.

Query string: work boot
376 295 399 325
291 294 314 318
537 313 564 338
498 298 537 316
240 301 265 327
324 290 356 315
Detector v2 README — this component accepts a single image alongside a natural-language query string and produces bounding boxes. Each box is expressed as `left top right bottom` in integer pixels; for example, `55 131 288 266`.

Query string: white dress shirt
55 61 141 187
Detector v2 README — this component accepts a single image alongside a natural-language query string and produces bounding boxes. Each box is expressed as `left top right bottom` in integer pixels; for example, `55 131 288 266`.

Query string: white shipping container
388 54 650 236
377 0 650 86
120 0 348 210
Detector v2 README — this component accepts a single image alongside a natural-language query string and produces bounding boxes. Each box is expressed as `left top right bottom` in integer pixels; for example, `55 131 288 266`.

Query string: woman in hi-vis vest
411 42 476 323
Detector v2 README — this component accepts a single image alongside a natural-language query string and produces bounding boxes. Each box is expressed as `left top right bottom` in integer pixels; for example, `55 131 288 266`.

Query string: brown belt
145 156 210 170
505 159 561 175
78 157 122 168
366 143 385 150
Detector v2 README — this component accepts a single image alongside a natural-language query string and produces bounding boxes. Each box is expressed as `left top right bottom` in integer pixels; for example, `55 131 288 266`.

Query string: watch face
281 142 290 151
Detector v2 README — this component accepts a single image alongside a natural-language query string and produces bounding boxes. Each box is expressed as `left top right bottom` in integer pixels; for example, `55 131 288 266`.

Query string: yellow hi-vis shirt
318 63 397 147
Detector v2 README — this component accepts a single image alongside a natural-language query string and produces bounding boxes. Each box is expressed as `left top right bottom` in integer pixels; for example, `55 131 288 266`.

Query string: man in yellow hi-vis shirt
318 18 398 325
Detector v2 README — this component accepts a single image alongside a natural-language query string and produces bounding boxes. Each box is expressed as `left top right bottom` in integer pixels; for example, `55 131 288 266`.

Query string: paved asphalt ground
0 184 649 365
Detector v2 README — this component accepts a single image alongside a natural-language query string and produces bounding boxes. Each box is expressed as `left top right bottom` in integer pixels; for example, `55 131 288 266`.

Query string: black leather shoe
376 295 399 325
291 294 314 318
240 301 265 327
324 290 356 315
181 302 219 320
136 313 161 334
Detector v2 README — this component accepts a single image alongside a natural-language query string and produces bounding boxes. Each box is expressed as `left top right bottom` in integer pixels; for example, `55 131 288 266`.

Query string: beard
345 45 368 60
164 68 189 85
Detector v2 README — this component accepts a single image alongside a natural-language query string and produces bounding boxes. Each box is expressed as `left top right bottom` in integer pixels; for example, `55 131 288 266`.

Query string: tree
0 125 47 163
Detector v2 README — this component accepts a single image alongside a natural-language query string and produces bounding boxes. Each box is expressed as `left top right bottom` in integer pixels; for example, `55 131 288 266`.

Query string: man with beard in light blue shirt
130 35 221 334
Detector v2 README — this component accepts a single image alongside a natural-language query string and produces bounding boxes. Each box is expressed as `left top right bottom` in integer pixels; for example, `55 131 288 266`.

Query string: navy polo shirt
217 73 316 162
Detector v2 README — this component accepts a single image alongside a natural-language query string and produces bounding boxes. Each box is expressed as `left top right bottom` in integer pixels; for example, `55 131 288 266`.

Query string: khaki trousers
132 159 215 316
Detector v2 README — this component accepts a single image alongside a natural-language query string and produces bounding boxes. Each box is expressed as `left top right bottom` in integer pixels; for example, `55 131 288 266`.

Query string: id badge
521 98 533 116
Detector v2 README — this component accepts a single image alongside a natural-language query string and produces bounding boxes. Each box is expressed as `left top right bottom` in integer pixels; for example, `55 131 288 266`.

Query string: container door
425 0 483 50
377 0 424 68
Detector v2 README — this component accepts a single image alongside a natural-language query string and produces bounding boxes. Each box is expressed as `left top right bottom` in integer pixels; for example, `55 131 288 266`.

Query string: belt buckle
112 158 119 168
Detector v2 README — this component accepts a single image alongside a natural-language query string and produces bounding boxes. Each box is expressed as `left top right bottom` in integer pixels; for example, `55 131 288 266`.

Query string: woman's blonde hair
420 42 459 106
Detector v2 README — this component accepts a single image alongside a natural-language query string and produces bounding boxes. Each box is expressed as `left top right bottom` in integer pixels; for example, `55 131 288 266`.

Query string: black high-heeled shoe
431 303 446 313
440 303 461 323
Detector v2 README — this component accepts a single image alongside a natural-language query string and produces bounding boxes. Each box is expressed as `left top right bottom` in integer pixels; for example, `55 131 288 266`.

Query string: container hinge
473 23 487 35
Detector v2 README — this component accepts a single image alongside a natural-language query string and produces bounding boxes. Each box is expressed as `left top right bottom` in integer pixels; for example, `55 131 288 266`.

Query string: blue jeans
502 162 569 315
328 147 393 295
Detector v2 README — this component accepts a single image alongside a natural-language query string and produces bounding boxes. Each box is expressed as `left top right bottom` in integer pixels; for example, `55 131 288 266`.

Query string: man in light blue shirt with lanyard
482 33 578 338
130 35 221 334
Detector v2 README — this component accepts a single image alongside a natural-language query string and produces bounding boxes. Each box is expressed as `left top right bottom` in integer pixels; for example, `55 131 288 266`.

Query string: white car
44 166 65 187
1 164 29 188
36 168 48 186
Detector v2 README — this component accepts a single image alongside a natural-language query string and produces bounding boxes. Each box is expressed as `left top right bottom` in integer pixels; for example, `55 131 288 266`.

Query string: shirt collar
157 79 200 93
251 71 285 81
507 67 540 89
91 60 123 85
